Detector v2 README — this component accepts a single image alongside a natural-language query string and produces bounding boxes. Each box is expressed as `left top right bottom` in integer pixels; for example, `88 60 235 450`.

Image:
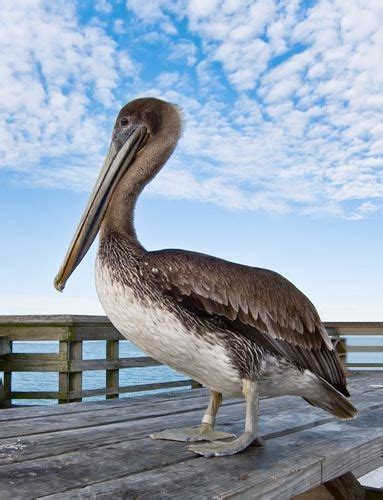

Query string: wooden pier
0 316 382 498
0 372 381 498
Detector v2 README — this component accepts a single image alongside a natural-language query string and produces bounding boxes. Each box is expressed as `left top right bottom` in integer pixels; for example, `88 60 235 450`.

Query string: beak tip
54 276 65 292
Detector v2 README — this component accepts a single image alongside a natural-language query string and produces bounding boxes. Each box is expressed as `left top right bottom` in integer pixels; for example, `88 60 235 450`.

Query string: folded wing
144 249 348 395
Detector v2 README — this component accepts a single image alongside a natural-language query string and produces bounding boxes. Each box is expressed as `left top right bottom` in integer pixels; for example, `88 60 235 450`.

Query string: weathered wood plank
0 355 163 372
11 391 60 400
0 370 383 416
348 363 383 368
0 326 70 341
68 341 82 403
0 371 379 433
9 380 192 400
0 370 378 422
0 317 381 338
354 456 383 479
69 356 161 371
324 321 383 333
58 340 69 404
0 316 381 329
8 383 191 402
348 346 383 353
1 360 68 372
0 315 108 326
68 379 192 399
0 435 323 499
0 387 208 421
1 353 65 362
70 325 123 341
0 387 381 471
0 338 10 356
0 353 67 372
4 403 383 498
106 340 119 399
23 407 381 500
0 374 380 499
1 340 12 409
0 338 10 408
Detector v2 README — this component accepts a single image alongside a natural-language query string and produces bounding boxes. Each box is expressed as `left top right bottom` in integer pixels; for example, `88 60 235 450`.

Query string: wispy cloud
1 0 382 219
0 0 134 181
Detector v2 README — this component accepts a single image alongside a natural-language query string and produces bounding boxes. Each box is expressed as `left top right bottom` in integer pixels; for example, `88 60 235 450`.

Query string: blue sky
0 0 382 319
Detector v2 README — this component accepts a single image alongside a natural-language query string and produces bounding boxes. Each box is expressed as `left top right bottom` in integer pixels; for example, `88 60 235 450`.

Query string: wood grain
0 373 381 499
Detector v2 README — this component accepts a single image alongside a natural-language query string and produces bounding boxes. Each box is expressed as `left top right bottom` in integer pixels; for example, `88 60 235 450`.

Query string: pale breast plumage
95 258 242 395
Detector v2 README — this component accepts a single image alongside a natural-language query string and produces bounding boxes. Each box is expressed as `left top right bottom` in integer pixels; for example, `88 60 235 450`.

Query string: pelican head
54 97 181 292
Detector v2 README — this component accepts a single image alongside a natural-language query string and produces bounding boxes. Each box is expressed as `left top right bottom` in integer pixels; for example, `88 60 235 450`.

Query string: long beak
54 124 147 292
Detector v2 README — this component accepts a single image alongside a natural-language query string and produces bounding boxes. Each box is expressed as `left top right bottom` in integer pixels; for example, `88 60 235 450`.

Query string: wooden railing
0 316 382 407
325 322 383 370
0 315 197 407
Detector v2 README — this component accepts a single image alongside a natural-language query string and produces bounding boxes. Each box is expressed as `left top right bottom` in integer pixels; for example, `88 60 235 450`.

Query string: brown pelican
54 97 357 457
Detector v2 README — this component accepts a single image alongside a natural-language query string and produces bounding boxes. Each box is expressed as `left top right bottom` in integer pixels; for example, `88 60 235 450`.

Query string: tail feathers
306 377 357 419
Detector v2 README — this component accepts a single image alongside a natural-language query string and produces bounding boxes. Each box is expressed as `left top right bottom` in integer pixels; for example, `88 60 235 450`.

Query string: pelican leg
188 379 263 457
150 390 236 442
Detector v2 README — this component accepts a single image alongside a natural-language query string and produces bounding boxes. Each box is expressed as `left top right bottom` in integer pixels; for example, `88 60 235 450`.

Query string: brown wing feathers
146 249 348 395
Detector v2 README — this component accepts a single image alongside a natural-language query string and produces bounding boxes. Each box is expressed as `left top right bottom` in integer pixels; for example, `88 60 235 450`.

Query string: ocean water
1 340 189 405
1 335 382 405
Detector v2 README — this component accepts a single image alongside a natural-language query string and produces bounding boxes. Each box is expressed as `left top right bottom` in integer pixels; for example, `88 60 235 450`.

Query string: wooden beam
58 340 69 404
1 340 12 408
0 355 160 372
68 379 192 399
106 340 119 400
348 363 383 368
68 340 83 403
0 337 10 408
347 346 383 353
68 356 161 371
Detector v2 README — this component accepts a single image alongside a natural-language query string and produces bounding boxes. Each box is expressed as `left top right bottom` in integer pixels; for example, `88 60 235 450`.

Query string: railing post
1 340 12 408
68 341 83 403
3 372 12 408
58 339 83 403
106 340 119 399
58 340 69 404
2 342 13 408
0 338 11 408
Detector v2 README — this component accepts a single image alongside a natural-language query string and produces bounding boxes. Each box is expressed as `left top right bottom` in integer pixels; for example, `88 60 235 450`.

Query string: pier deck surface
0 372 382 499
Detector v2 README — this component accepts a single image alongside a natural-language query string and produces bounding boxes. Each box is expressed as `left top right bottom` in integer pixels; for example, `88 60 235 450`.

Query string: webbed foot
150 424 236 443
188 431 259 457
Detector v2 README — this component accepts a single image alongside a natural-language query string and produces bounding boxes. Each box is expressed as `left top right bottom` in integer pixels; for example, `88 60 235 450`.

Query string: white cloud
94 0 113 14
168 40 197 66
0 0 134 175
113 19 125 34
188 0 219 18
1 0 382 220
180 0 383 218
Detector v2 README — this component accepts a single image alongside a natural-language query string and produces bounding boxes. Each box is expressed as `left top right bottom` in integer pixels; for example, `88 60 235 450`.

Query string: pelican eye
120 117 129 126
